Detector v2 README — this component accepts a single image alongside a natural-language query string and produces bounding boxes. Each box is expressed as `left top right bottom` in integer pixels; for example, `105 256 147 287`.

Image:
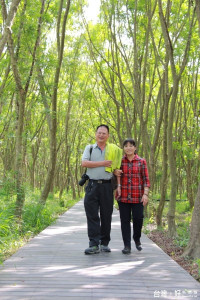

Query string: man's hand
103 160 112 167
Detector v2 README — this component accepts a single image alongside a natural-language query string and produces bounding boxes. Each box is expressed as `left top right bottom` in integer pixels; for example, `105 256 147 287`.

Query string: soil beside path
148 230 200 283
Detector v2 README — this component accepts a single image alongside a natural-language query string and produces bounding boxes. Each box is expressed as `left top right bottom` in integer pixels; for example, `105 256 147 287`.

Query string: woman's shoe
122 246 131 254
135 242 142 251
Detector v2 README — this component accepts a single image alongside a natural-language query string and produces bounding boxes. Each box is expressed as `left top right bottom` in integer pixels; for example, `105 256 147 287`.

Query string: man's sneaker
100 245 111 252
122 246 131 254
135 242 142 251
84 245 100 255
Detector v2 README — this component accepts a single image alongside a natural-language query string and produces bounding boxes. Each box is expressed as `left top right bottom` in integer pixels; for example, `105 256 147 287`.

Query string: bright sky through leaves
84 0 100 22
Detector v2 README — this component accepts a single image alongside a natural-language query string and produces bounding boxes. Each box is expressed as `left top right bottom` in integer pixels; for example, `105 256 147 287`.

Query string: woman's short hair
123 138 136 147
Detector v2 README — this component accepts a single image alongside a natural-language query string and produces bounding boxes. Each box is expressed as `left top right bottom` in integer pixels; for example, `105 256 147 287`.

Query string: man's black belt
89 179 111 184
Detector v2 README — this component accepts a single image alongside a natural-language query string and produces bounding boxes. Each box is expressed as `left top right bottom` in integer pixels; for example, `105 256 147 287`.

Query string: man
82 124 121 254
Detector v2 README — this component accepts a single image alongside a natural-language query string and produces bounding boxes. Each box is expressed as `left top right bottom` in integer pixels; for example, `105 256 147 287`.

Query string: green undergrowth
0 188 79 264
144 198 192 246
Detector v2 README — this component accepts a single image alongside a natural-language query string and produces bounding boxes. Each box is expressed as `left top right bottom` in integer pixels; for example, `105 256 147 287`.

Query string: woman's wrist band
144 193 148 196
118 184 121 187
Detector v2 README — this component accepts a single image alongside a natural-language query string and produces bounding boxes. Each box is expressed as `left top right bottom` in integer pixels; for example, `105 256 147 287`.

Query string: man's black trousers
84 180 114 247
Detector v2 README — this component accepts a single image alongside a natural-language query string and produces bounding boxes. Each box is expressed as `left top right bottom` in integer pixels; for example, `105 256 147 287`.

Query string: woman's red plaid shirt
120 154 150 203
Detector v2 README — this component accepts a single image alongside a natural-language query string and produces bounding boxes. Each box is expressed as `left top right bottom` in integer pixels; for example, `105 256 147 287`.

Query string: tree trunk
40 0 71 204
186 160 194 208
183 182 200 259
196 0 200 35
158 0 195 237
183 0 200 253
6 25 26 218
182 0 200 254
5 0 45 217
167 83 179 238
156 74 170 227
0 0 21 57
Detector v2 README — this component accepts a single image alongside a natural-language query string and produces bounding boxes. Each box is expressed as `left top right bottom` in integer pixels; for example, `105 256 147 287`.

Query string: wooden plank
0 199 199 300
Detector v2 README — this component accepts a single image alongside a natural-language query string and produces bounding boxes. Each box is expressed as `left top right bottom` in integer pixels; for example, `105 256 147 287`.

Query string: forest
0 0 200 266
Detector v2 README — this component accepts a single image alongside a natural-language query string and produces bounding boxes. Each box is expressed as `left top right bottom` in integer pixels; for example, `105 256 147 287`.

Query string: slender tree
40 0 71 204
0 0 21 56
182 0 200 259
158 0 195 237
183 182 200 259
2 0 45 217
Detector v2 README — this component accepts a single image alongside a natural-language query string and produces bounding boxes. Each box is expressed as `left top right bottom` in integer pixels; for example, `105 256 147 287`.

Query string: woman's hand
141 194 148 206
115 186 121 200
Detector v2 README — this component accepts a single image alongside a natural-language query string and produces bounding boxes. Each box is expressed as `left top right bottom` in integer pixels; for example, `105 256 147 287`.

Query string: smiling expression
124 142 136 157
95 126 109 145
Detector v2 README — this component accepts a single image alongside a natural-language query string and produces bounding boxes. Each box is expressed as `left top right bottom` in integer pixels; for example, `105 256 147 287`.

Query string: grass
195 259 200 277
0 187 80 264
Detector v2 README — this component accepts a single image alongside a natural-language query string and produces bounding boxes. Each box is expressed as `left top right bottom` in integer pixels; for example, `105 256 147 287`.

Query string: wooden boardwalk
0 199 199 300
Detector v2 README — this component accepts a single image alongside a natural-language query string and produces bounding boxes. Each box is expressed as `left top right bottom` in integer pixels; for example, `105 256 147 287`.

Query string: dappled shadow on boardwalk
0 200 199 300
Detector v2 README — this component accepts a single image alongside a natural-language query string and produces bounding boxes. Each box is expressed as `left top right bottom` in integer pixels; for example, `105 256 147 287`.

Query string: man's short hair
96 124 109 133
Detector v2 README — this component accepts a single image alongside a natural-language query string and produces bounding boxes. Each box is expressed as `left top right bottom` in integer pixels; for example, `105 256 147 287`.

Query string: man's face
95 126 109 144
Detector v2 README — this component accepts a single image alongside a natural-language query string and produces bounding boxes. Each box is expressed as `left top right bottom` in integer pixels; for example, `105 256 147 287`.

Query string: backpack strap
89 145 93 159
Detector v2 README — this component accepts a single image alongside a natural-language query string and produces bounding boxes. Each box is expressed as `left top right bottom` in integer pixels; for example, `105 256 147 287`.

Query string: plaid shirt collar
123 154 139 162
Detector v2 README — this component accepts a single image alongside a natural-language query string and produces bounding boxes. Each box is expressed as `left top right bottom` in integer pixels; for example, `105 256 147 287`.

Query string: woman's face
124 142 136 156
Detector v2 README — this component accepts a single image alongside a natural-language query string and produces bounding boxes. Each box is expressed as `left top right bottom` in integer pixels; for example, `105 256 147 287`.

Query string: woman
116 138 150 254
